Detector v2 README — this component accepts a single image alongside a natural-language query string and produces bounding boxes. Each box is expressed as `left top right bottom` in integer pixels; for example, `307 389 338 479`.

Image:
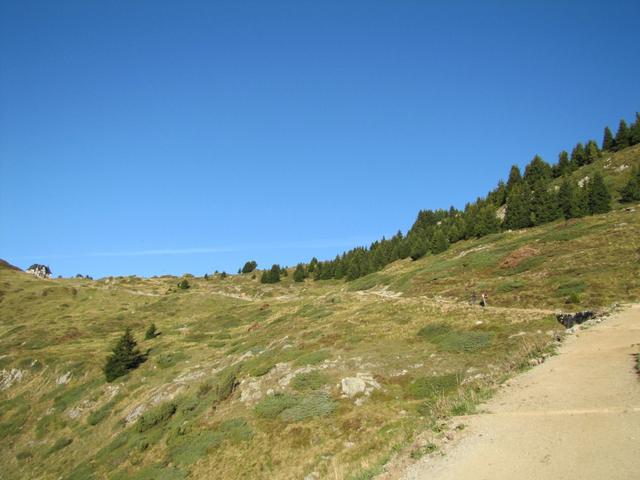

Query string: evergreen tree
602 126 615 150
473 205 501 237
409 235 429 261
104 328 144 382
555 151 571 177
630 113 640 146
307 257 318 273
614 119 630 151
506 165 522 193
585 140 600 164
587 172 611 214
574 182 590 218
260 264 281 284
523 155 552 185
241 261 257 274
145 323 158 340
620 167 640 203
530 180 560 225
431 229 449 254
504 183 532 230
558 177 579 220
293 264 306 282
570 143 586 167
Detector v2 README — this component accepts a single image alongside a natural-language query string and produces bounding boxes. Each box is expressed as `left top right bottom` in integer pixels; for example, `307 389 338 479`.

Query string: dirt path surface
401 304 640 480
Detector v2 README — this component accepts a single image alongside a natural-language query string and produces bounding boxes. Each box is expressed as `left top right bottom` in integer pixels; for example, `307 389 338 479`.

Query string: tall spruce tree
602 126 615 151
293 264 306 282
555 151 571 177
620 167 640 203
431 229 449 254
523 155 552 185
535 181 561 225
558 177 580 220
570 143 586 167
630 113 640 146
504 183 532 230
585 140 600 164
614 119 630 151
104 328 144 382
587 172 611 214
506 165 522 193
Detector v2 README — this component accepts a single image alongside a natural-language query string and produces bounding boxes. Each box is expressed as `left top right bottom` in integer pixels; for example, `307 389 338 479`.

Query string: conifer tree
307 257 318 273
574 182 590 218
570 143 586 167
602 126 615 150
630 113 640 146
506 165 522 193
504 183 532 230
587 172 611 214
620 167 640 203
614 119 630 151
473 205 501 237
293 264 306 282
104 328 144 382
530 180 560 225
241 261 257 274
145 323 158 340
431 229 449 254
585 140 600 164
523 155 552 185
558 177 578 220
555 151 571 177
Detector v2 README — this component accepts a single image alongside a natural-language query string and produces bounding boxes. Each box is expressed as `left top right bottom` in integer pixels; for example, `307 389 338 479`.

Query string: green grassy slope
1 146 639 480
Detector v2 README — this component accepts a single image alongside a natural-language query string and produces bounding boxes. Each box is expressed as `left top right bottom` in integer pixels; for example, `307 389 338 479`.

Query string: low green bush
47 437 73 455
279 392 336 422
294 350 329 366
291 371 329 391
254 393 300 419
136 402 177 433
408 374 459 399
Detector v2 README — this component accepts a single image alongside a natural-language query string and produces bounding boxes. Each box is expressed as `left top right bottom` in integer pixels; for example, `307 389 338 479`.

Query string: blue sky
1 0 639 278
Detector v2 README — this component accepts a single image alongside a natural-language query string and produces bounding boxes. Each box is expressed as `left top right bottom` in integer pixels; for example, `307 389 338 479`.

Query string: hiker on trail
480 291 488 307
470 291 477 306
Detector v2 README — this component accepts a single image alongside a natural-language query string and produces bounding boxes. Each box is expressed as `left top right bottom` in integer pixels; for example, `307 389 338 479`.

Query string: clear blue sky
1 0 639 278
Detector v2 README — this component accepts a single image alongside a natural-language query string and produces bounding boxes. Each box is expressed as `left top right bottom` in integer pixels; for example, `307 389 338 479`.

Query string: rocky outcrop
556 311 597 328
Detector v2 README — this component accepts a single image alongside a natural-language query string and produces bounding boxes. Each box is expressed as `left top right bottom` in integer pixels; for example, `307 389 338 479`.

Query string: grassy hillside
1 146 639 480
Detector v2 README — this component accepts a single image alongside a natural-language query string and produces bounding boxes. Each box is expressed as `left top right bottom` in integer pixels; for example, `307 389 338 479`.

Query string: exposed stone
56 371 72 385
341 377 366 398
0 368 25 391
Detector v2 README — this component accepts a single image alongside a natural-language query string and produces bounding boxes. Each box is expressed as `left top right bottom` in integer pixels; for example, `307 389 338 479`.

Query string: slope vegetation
1 146 639 480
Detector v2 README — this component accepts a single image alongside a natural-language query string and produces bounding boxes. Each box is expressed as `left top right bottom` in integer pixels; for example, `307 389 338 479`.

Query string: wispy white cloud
14 236 374 260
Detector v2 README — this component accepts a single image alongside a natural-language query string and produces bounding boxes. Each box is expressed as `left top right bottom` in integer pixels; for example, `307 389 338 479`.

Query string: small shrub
291 371 328 391
47 437 73 455
87 399 117 426
437 331 495 352
417 323 451 338
294 350 329 366
144 323 158 340
255 393 300 419
279 392 336 422
213 365 239 403
136 402 177 433
16 450 32 461
408 374 459 399
418 324 495 352
177 279 190 290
